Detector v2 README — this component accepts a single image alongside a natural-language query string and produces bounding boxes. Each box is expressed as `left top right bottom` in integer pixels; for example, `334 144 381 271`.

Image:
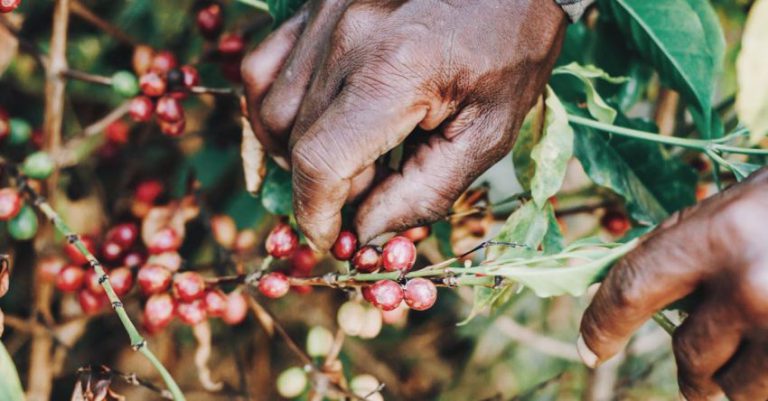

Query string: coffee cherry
222 291 248 325
219 61 242 83
105 120 130 144
150 51 178 75
38 255 66 282
218 33 245 57
176 299 207 325
401 225 430 243
0 188 22 221
350 375 381 400
258 272 290 299
203 289 227 317
361 285 375 304
353 246 380 273
291 245 317 275
106 222 139 249
111 71 139 97
196 3 223 39
64 235 97 265
149 251 182 272
180 65 199 88
147 227 181 254
306 326 334 358
403 278 437 311
8 118 31 145
132 45 155 76
0 112 8 142
265 223 298 258
381 236 416 272
0 0 21 13
159 118 185 137
165 68 184 91
122 250 147 268
234 229 257 253
137 264 172 295
139 72 166 97
56 265 85 292
155 96 184 122
172 271 206 302
358 306 383 339
211 214 237 249
381 304 408 327
366 280 403 311
8 205 37 241
22 151 55 179
276 367 307 399
144 293 175 332
134 179 164 204
78 289 107 315
109 267 134 296
100 240 124 263
601 211 630 237
129 96 154 122
337 301 366 336
331 230 357 261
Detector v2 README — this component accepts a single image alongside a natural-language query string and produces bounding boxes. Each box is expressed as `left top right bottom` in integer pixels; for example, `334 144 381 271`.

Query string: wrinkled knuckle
259 93 293 134
241 52 269 90
412 198 450 225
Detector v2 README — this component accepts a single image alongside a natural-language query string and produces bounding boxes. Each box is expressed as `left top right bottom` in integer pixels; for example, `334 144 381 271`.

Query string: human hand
242 0 567 249
579 168 768 401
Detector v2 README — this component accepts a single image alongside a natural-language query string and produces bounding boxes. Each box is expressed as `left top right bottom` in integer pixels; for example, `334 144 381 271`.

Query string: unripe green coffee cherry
112 71 140 97
22 151 54 179
306 325 334 358
351 374 382 399
337 301 367 337
8 118 31 145
8 205 38 240
276 367 307 398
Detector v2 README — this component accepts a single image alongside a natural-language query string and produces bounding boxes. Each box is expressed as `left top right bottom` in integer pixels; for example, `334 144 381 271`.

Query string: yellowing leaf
241 117 266 195
530 87 574 208
736 0 768 144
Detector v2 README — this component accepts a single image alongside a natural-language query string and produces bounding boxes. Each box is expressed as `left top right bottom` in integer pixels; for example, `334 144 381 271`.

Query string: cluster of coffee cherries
0 0 21 13
258 222 439 313
195 1 246 82
0 187 38 241
125 47 200 137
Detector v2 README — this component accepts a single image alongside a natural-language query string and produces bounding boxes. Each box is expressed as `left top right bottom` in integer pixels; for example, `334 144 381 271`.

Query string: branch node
98 274 109 284
322 272 340 288
111 301 123 309
66 234 79 244
131 340 146 351
493 276 504 289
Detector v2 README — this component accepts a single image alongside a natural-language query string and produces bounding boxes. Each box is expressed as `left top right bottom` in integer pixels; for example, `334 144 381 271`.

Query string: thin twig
53 101 131 168
70 0 139 47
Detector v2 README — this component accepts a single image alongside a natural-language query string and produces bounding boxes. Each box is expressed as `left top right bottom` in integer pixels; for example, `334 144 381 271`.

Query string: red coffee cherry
100 240 124 264
132 45 155 76
222 291 248 325
366 280 404 311
109 267 134 297
106 222 139 249
139 72 166 97
403 278 437 311
401 226 430 243
265 223 298 259
105 120 130 144
0 0 21 13
203 289 227 317
144 293 176 332
180 65 200 88
78 289 107 315
159 118 185 137
176 299 207 326
218 33 244 57
0 188 22 221
56 265 85 292
147 227 181 254
291 245 317 275
155 96 184 123
381 236 416 272
331 230 357 261
137 264 172 295
150 51 178 75
353 246 380 273
64 235 97 266
128 96 154 122
38 255 66 282
258 272 290 299
172 271 206 302
196 3 223 40
122 250 147 268
134 179 164 204
601 211 631 237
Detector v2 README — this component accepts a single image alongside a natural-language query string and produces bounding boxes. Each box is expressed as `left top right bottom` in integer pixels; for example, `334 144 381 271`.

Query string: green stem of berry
236 0 269 12
0 158 186 401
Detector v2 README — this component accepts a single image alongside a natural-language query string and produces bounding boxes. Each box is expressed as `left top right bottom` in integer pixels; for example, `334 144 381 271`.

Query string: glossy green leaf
542 205 564 255
0 341 25 401
512 102 543 191
266 0 305 25
552 63 624 124
600 0 723 136
529 87 574 208
487 201 550 262
261 162 293 216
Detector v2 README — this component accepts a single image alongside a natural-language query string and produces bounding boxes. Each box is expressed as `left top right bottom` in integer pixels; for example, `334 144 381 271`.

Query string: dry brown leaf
192 321 224 391
241 117 266 195
0 14 20 76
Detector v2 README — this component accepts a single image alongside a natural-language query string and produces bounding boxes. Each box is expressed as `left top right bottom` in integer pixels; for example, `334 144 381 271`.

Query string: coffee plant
0 0 766 400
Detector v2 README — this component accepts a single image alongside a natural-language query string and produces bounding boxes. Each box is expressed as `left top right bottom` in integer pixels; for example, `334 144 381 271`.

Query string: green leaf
552 63 624 124
225 191 267 229
529 87 574 208
542 204 564 255
0 341 25 401
261 162 293 216
512 103 544 191
736 0 768 143
457 286 512 326
495 239 639 297
727 161 762 182
487 201 550 261
266 0 305 25
600 0 723 136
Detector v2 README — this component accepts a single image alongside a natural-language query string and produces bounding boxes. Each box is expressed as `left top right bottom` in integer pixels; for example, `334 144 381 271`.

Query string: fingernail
273 156 290 170
577 335 599 369
366 232 395 247
305 237 320 253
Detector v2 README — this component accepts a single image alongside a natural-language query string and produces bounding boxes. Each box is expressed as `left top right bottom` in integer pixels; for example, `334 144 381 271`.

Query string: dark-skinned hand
241 0 567 250
579 167 768 401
